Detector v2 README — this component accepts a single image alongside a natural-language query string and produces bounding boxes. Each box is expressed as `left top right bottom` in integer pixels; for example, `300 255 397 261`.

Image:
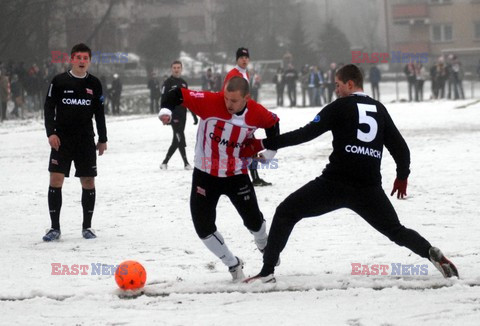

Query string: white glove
158 108 172 124
258 149 277 161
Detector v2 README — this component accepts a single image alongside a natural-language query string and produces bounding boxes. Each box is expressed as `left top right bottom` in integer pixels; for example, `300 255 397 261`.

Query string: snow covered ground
1 84 480 325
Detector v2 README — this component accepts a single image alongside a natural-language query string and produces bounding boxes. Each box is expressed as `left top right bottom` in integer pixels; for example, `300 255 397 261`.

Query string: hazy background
1 0 479 78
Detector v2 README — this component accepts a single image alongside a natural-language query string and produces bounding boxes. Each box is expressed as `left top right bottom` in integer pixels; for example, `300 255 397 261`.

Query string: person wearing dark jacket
159 60 198 170
404 63 416 102
284 64 298 107
325 62 337 103
147 72 161 114
0 70 9 121
272 67 285 107
42 43 107 241
242 64 458 283
369 64 381 100
110 73 122 115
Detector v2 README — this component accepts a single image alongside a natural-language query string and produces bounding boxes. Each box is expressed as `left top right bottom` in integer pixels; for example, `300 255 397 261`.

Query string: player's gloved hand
240 138 264 158
390 178 408 199
158 108 172 125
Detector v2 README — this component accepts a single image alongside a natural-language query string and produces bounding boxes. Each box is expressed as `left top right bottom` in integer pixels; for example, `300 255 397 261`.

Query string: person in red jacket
222 47 272 187
159 76 280 282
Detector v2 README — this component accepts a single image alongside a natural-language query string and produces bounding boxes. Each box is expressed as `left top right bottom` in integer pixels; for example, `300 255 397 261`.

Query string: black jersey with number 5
44 71 107 142
263 93 409 187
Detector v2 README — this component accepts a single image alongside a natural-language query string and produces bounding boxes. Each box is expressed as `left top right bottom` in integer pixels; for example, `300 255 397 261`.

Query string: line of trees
0 0 351 69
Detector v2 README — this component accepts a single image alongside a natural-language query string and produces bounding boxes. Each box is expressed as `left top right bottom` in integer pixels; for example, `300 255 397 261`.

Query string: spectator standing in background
369 64 381 101
404 62 416 102
325 62 337 103
284 63 298 107
147 72 161 114
272 67 285 107
110 73 122 115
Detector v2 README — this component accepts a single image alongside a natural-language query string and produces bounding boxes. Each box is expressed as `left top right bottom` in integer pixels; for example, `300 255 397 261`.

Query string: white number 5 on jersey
356 103 378 142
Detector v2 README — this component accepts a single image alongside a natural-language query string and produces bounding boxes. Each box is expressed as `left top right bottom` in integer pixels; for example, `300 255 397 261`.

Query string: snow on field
1 85 480 325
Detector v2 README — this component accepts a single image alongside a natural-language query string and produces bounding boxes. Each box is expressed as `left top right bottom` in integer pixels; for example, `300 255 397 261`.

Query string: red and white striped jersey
181 88 279 177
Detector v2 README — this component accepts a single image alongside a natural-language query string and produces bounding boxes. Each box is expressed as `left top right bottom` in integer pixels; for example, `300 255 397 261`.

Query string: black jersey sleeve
44 77 58 137
263 106 333 151
160 78 170 96
161 87 183 110
383 108 410 179
263 121 326 150
93 81 107 143
265 121 280 139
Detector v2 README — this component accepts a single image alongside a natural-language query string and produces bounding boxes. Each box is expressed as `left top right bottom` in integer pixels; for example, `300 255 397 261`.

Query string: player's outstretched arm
160 87 183 111
263 121 327 151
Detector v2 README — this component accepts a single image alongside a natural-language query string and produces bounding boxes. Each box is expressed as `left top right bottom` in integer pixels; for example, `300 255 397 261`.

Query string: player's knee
80 177 95 189
244 215 264 232
49 173 64 187
196 227 216 239
275 200 298 221
193 220 216 239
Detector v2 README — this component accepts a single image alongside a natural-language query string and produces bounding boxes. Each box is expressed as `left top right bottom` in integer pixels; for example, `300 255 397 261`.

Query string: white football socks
250 220 268 251
201 231 238 267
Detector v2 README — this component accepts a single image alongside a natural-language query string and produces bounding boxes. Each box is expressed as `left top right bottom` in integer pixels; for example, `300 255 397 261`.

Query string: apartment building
390 0 480 67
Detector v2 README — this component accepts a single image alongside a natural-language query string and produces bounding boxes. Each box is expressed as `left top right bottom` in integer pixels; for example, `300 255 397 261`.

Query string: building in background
389 0 480 68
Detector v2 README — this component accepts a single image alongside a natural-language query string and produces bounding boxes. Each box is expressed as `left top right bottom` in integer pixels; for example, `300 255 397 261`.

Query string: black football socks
48 186 62 230
82 188 96 229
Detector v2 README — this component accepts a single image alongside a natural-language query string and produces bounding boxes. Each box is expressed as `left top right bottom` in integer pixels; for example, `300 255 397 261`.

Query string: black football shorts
48 135 97 177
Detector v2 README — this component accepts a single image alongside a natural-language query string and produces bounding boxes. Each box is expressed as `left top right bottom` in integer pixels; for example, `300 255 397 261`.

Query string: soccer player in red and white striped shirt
159 76 279 281
222 47 272 187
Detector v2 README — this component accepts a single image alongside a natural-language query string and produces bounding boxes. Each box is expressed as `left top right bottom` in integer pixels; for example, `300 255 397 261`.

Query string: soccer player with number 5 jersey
241 64 458 283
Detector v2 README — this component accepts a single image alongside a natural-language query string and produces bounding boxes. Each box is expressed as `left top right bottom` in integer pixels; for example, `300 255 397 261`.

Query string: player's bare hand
48 135 61 151
97 142 107 156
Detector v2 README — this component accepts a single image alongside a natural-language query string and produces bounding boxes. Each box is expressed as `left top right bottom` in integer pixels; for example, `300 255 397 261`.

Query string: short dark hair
335 64 363 89
70 43 92 59
225 76 249 96
171 60 182 67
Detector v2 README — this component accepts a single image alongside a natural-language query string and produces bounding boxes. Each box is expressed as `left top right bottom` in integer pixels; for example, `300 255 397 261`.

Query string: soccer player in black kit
159 60 198 170
43 43 107 241
241 64 458 283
